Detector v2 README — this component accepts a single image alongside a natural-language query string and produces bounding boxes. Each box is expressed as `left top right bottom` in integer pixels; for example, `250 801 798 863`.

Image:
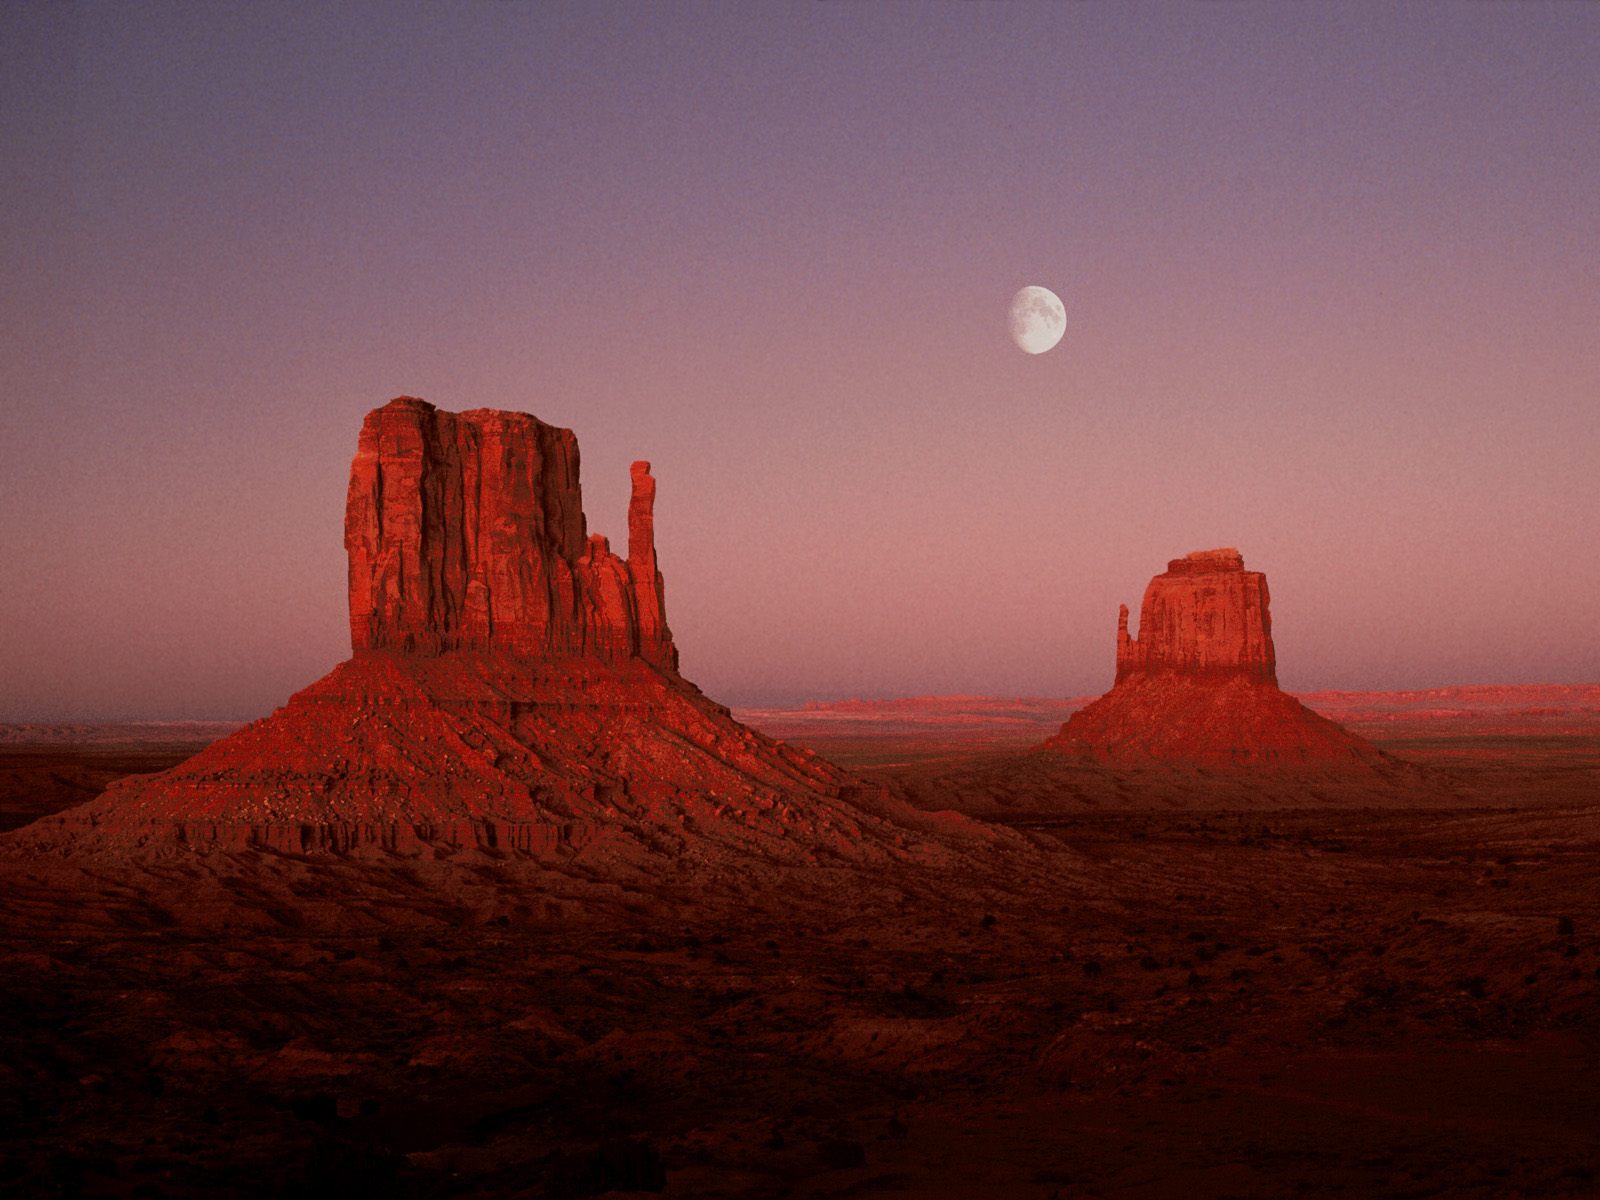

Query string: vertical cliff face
345 398 676 668
1049 549 1377 766
1115 549 1276 683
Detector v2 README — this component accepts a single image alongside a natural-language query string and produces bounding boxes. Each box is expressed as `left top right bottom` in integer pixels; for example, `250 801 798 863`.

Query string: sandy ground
1 708 1598 1198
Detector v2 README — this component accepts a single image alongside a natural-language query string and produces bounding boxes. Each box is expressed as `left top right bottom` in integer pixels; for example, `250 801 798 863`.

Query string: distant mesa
39 397 961 858
1045 549 1382 766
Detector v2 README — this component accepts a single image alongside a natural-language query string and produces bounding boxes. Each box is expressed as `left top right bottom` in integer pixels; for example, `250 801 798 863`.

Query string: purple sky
3 2 1597 719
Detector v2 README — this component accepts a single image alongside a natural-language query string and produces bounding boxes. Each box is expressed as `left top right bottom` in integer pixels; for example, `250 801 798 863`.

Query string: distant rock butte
45 397 967 857
1115 548 1274 682
1047 549 1381 766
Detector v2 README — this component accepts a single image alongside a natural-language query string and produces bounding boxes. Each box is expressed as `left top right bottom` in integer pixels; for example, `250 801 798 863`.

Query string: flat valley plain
2 686 1598 1198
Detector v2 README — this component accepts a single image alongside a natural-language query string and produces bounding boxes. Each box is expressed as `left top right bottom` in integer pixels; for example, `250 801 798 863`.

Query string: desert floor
2 706 1598 1198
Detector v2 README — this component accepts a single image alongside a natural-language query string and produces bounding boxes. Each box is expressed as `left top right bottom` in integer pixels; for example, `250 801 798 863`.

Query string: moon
1008 285 1066 355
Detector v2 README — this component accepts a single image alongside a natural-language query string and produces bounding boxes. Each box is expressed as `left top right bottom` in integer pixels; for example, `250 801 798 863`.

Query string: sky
2 2 1597 719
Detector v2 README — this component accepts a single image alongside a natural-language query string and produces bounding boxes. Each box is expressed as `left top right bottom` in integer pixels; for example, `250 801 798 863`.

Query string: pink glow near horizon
1 4 1597 719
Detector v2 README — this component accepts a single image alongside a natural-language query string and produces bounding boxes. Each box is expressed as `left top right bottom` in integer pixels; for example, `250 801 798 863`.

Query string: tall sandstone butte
1047 549 1380 766
49 397 957 858
344 398 676 670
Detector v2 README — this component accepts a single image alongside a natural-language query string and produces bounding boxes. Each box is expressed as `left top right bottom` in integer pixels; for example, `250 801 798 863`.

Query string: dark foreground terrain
2 720 1599 1198
0 741 227 836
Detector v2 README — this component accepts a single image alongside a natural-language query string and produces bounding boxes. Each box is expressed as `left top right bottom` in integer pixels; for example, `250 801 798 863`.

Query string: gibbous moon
1009 285 1066 355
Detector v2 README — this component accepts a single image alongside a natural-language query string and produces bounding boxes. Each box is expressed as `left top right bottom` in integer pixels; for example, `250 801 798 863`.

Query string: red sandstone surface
1046 549 1380 767
1113 548 1275 683
345 398 676 669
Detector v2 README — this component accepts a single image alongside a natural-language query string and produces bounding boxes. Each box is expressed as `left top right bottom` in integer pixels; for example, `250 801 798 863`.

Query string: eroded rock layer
1048 549 1380 766
55 651 935 859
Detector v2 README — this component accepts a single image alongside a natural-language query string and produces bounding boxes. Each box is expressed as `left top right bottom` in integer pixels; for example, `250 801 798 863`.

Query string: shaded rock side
1048 549 1381 766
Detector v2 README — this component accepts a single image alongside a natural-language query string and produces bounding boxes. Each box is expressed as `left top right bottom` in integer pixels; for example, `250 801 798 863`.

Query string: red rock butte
345 399 676 670
47 397 961 858
1045 549 1381 766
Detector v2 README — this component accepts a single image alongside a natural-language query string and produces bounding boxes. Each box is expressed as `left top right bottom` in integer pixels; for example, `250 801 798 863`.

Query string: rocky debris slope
29 398 980 859
1046 549 1382 766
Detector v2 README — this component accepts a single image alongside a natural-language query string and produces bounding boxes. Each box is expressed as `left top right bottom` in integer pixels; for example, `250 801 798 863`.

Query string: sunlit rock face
345 398 676 671
1048 549 1380 766
1114 549 1275 683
